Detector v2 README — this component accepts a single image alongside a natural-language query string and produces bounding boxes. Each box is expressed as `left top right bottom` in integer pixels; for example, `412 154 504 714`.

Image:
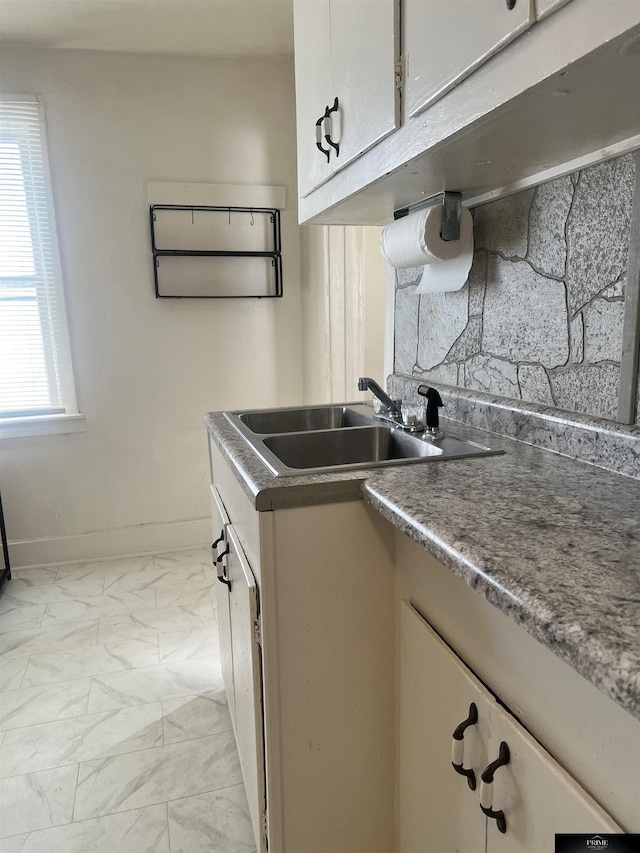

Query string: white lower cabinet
399 598 488 853
399 601 621 853
210 485 266 853
210 436 635 852
210 486 234 723
210 441 396 853
225 524 266 853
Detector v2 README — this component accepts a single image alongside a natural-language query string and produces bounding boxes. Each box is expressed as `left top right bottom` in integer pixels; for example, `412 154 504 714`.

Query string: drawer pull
451 702 478 790
480 741 510 833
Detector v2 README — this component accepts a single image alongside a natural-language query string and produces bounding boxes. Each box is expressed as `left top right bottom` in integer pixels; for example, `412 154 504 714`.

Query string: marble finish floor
0 547 256 852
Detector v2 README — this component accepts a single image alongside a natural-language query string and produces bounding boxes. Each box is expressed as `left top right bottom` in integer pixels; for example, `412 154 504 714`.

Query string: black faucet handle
417 386 444 428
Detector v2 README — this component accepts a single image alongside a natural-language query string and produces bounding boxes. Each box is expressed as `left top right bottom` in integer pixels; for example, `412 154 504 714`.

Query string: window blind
0 97 76 418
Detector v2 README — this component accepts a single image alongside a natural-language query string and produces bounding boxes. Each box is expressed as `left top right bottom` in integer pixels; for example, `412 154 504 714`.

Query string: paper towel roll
380 205 474 294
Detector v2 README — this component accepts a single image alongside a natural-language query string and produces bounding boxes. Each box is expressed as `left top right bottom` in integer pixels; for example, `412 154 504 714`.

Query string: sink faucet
357 377 402 419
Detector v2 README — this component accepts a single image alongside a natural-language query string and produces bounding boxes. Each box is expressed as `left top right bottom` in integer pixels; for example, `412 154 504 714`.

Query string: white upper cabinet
295 0 639 223
293 0 333 197
328 0 400 171
294 0 400 197
404 0 535 119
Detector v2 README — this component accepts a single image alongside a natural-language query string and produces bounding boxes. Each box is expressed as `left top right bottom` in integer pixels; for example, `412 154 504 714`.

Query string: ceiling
0 0 294 57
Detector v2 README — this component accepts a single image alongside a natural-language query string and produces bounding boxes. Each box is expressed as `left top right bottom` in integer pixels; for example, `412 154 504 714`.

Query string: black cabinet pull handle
506 0 516 8
315 115 331 162
325 97 340 157
211 530 224 553
480 741 510 833
216 560 231 590
324 133 339 155
215 545 231 590
451 702 478 790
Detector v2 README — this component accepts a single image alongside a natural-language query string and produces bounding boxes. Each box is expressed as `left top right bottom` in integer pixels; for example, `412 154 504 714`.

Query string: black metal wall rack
150 204 283 299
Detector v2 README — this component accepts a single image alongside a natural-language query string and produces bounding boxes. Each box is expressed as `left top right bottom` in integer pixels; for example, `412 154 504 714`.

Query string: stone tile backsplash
394 153 638 422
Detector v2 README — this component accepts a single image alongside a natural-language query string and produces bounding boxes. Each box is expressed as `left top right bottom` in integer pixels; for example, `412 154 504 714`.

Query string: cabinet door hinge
395 58 403 91
261 809 268 841
254 617 262 645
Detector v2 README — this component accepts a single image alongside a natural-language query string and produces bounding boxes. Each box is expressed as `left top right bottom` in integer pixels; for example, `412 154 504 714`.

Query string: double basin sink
225 402 502 477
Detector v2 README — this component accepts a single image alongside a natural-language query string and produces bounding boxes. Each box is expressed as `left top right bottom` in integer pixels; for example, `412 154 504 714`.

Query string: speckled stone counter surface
206 409 640 721
389 374 640 479
363 446 640 720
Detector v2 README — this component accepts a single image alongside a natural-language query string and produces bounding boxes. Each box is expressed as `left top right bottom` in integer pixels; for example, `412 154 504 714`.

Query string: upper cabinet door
294 0 400 198
328 0 400 170
404 0 535 119
293 0 333 198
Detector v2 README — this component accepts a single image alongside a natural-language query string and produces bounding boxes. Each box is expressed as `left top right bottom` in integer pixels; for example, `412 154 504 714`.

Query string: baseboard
7 517 212 569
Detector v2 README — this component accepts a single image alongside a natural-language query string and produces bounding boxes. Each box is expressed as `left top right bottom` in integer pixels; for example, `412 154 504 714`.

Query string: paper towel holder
393 191 463 242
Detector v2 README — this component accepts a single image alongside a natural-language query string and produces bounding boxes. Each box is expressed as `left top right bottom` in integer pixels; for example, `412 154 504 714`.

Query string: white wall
300 225 331 403
362 226 386 384
0 47 303 565
300 224 386 404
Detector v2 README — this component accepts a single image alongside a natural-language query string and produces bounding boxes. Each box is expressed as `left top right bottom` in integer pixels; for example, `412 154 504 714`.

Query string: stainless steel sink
224 402 502 477
238 404 372 434
264 426 443 470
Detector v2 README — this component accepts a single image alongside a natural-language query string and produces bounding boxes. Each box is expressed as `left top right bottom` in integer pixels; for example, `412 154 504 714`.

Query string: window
0 96 82 437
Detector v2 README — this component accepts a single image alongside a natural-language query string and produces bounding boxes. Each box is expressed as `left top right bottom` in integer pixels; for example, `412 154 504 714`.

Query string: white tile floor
0 547 256 852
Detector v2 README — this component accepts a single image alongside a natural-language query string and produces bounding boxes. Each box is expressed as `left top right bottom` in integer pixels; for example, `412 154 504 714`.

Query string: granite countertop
206 409 640 721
